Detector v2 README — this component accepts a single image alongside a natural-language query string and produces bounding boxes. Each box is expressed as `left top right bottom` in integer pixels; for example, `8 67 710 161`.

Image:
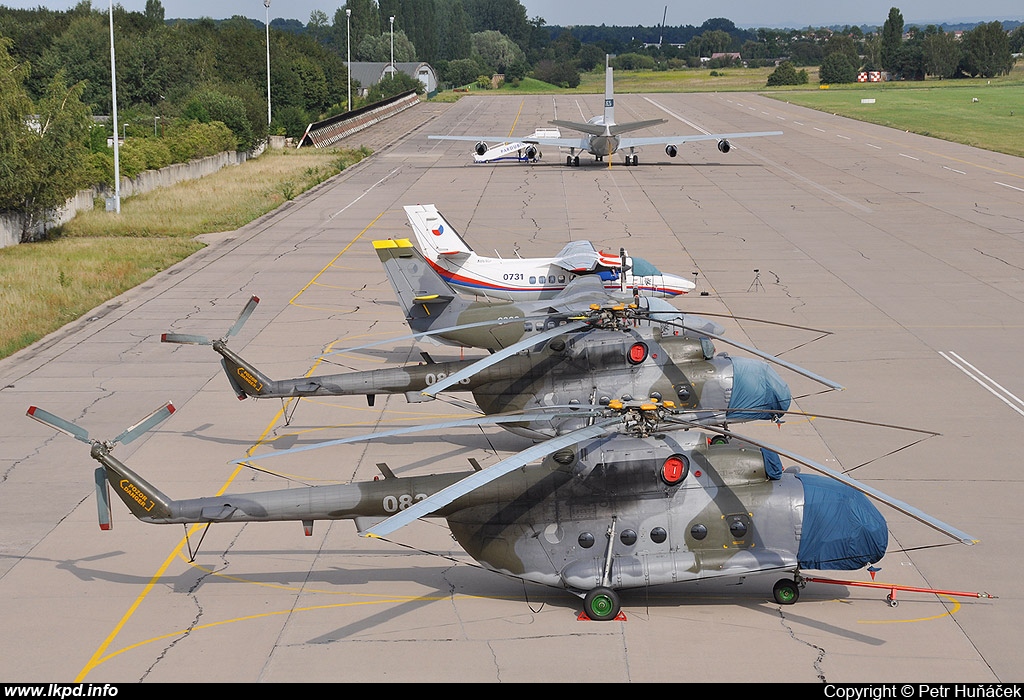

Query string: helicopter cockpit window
700 337 715 360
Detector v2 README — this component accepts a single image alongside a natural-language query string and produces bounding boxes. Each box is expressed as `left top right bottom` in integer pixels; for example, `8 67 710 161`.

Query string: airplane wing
619 131 783 148
428 134 590 150
552 240 622 273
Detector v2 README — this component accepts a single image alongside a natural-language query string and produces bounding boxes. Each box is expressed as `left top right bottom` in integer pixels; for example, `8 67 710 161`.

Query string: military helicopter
26 397 987 622
160 239 840 434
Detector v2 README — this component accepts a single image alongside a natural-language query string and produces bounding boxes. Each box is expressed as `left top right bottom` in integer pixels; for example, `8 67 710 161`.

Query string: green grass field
480 62 1024 157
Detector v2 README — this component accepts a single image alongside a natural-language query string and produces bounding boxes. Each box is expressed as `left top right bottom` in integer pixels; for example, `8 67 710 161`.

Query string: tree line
1 1 1019 235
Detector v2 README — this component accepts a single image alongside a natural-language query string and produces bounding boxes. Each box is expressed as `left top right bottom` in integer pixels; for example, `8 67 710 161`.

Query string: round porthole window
578 532 595 549
650 527 667 544
690 524 708 540
620 529 637 546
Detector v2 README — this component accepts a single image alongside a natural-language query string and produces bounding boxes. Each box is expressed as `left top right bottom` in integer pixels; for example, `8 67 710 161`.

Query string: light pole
264 0 271 127
108 0 120 213
346 8 351 112
389 15 394 78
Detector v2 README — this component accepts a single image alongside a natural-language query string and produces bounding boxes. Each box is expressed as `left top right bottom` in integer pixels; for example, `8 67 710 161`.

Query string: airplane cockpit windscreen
630 257 661 277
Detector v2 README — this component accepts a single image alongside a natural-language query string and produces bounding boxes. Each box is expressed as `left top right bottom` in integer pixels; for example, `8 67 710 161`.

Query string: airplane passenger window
548 276 556 283
529 276 536 284
558 275 566 283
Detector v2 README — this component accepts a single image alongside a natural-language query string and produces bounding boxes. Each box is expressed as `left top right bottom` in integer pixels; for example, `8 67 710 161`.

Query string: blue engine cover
796 473 888 570
727 356 792 422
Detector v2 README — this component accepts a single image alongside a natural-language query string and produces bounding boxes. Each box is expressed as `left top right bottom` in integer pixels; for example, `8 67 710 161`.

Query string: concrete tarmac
1 90 1021 683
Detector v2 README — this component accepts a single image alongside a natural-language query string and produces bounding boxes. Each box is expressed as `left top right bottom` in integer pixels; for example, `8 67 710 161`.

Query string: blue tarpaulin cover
796 473 888 570
727 356 792 422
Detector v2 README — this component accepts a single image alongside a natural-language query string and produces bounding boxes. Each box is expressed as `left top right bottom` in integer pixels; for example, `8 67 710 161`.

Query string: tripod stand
747 269 763 292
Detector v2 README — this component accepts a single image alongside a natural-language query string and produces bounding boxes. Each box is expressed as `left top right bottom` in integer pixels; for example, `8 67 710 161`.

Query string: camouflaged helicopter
160 239 841 435
26 398 986 622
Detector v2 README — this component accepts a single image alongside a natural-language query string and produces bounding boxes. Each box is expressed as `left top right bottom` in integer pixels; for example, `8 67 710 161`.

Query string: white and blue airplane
429 56 782 167
472 127 561 163
403 203 695 302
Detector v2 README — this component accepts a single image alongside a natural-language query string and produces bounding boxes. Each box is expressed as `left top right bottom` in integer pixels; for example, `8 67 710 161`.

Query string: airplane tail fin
26 404 177 528
404 204 473 260
604 57 615 126
374 238 462 334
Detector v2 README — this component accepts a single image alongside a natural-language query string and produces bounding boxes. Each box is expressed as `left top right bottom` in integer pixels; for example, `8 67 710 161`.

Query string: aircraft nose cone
726 357 792 422
796 473 888 570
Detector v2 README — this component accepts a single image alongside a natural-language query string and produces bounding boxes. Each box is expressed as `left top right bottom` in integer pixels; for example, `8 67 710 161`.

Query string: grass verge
1 145 371 360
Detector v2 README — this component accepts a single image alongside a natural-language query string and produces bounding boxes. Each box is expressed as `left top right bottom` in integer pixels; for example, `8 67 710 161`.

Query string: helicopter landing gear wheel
773 578 800 605
584 587 620 621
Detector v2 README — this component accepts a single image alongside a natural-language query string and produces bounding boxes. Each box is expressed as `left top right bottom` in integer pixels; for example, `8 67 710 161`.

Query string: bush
766 61 809 86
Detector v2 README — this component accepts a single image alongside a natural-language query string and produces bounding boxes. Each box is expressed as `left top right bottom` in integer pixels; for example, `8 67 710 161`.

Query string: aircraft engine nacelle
665 145 678 158
475 142 488 156
717 139 732 154
525 145 539 160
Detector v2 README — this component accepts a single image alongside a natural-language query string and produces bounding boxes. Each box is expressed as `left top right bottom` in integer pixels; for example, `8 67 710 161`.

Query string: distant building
348 62 438 96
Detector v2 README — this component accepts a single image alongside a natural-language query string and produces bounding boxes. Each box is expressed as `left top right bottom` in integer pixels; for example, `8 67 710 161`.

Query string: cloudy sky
1 0 1021 28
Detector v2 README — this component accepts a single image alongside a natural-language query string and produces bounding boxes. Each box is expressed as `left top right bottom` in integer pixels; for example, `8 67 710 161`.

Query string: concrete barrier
1 143 265 247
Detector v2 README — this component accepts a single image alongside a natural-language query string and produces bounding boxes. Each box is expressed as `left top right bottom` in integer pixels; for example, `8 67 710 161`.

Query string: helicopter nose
726 356 792 422
796 473 889 570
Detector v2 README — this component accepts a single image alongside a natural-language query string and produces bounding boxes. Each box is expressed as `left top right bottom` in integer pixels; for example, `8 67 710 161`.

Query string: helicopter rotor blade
26 406 91 444
225 295 260 338
161 332 213 346
421 319 590 397
318 314 563 359
233 404 604 463
111 402 176 445
362 417 622 538
661 318 845 391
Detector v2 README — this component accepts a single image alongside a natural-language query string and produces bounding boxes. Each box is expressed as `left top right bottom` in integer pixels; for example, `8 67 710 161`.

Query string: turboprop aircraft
26 398 989 622
472 127 561 163
404 203 695 301
428 57 782 166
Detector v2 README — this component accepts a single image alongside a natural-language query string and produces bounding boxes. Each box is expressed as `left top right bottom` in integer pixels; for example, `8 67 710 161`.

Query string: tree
766 60 808 86
824 33 860 70
959 21 1013 78
922 30 961 78
819 52 858 84
356 30 416 62
471 30 526 74
0 37 36 213
880 7 904 74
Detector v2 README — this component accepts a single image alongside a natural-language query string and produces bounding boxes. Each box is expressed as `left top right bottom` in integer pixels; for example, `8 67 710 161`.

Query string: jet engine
525 145 539 160
475 142 488 156
717 139 732 153
665 145 678 158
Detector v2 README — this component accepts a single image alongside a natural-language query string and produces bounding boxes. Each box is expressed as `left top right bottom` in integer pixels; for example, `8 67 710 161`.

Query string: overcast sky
1 1 1021 28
